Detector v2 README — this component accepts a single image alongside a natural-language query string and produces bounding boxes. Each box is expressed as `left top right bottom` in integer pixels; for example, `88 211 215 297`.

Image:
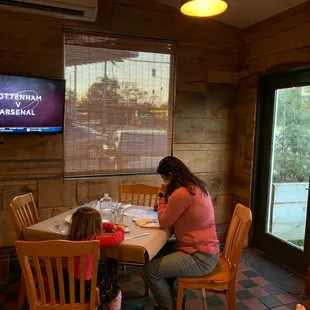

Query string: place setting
52 198 161 241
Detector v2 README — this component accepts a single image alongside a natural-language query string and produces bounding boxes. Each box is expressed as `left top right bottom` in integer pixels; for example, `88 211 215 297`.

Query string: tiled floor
0 263 309 310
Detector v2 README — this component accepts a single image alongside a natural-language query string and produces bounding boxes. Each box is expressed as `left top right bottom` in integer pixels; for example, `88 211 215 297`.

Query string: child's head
68 206 102 241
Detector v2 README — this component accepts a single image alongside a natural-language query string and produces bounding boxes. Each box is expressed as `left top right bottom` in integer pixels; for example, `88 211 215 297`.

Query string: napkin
135 217 160 228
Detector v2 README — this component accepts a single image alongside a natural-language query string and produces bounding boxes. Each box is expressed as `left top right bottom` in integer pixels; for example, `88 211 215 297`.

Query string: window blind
64 30 174 176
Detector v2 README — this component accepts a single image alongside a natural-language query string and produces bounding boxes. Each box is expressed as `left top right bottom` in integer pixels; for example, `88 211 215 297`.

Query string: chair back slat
56 257 65 305
67 256 75 305
44 258 56 305
33 256 46 304
79 256 86 304
223 204 252 271
15 240 99 310
90 247 99 308
118 184 160 207
26 204 35 224
9 193 39 239
22 206 31 226
22 254 38 309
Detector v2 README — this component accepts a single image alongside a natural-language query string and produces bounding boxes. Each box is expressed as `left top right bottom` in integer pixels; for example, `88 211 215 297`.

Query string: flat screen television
0 74 65 133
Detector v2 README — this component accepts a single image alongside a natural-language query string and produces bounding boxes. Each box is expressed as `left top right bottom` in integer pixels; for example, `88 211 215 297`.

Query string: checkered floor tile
1 263 309 310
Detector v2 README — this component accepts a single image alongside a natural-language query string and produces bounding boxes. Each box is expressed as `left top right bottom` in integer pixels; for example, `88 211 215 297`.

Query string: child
66 206 124 310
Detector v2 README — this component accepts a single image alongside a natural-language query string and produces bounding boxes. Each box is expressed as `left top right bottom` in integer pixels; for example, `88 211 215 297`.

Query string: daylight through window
64 30 174 176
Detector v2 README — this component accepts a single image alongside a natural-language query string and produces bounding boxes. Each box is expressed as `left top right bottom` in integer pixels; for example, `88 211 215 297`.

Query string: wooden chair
176 203 252 310
118 183 160 207
118 183 160 296
15 240 99 310
9 192 39 240
8 192 39 309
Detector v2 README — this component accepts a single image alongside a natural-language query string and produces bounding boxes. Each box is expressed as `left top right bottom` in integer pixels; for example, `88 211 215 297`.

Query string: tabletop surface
23 204 172 263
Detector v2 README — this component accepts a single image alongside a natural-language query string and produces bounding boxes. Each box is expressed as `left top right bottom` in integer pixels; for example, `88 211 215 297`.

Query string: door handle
306 188 310 191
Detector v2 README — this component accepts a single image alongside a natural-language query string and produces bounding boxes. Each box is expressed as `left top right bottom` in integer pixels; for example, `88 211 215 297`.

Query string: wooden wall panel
177 47 207 83
206 70 238 84
232 77 257 207
197 172 233 196
0 187 3 211
38 180 77 208
0 18 62 57
174 150 233 173
0 135 62 160
0 54 63 78
174 80 237 224
243 1 310 44
174 118 235 144
0 160 62 180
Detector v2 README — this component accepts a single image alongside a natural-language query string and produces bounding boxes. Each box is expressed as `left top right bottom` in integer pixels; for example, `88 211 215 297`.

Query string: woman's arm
157 188 190 228
97 227 125 247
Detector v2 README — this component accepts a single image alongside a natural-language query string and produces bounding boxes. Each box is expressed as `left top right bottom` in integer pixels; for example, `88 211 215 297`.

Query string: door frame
252 69 310 275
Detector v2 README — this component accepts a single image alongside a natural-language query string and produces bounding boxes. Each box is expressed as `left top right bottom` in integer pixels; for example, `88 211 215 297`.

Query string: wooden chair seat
178 256 230 287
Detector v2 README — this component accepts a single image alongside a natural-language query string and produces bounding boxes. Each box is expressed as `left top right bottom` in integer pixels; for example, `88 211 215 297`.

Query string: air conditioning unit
0 0 98 22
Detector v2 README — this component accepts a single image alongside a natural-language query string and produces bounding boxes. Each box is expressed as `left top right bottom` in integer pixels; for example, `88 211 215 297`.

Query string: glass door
254 70 310 275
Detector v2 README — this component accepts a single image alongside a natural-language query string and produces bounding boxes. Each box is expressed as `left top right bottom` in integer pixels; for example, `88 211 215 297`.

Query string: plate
65 214 110 224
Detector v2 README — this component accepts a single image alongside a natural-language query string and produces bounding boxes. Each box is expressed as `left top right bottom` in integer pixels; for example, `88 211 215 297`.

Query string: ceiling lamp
181 0 228 17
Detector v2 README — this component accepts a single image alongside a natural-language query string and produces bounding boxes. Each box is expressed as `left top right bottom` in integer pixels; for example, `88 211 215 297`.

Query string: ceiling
156 0 308 28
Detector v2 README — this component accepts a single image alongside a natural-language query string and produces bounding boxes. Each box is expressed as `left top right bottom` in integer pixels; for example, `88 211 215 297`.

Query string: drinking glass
113 203 124 224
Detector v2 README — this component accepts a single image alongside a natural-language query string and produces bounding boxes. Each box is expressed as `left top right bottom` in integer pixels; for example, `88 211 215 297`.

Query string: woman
141 156 219 310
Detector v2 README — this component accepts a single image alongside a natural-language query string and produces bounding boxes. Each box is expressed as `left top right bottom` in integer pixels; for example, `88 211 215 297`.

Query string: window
64 30 175 176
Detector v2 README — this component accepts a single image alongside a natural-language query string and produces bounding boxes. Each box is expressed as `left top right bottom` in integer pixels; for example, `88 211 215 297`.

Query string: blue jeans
141 242 218 310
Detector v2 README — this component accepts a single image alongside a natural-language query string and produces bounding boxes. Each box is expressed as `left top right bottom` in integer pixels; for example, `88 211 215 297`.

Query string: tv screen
0 74 65 133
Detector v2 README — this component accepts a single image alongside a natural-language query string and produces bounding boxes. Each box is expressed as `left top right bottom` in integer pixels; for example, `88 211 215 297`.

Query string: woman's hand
160 180 170 195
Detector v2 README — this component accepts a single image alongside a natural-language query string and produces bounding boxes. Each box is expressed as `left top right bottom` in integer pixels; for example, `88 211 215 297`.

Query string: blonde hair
68 206 102 241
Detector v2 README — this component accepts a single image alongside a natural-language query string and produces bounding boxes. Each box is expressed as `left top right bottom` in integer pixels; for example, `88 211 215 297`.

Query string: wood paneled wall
233 1 310 208
0 0 240 247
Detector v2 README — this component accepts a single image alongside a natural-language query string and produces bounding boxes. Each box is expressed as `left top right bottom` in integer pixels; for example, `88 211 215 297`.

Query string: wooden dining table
23 204 172 264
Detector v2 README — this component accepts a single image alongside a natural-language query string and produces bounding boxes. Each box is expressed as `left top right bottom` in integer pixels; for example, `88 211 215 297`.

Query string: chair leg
202 289 208 310
176 285 184 310
17 274 26 310
226 281 237 310
144 283 149 297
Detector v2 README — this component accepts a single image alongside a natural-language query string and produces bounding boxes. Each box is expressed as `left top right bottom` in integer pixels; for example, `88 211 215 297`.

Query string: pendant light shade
181 0 228 17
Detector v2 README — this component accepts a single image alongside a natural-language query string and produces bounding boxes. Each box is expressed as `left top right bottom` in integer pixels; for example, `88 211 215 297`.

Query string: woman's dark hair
157 156 209 196
68 206 102 241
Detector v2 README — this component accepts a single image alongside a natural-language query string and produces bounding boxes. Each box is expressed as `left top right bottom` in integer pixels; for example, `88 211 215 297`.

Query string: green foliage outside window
272 87 310 183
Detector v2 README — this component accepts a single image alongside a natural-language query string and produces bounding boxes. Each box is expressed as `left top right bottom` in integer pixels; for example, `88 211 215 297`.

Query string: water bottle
99 193 112 222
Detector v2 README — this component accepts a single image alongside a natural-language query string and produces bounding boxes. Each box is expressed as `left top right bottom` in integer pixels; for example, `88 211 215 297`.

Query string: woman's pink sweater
158 187 219 255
